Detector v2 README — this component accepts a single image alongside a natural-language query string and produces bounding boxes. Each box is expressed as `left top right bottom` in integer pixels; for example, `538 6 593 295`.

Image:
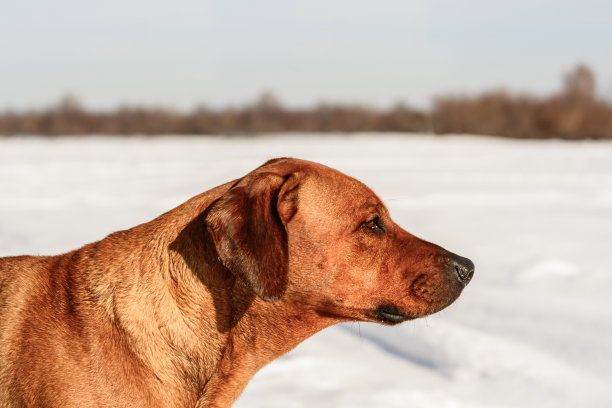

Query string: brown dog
0 158 473 407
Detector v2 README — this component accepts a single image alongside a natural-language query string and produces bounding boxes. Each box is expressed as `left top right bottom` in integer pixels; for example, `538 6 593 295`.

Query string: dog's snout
450 254 474 284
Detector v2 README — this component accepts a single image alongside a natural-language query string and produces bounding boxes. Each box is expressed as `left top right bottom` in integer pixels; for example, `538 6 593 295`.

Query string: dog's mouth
374 305 410 325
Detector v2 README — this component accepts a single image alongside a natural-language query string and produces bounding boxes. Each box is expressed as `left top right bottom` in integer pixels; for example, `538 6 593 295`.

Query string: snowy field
1 134 611 407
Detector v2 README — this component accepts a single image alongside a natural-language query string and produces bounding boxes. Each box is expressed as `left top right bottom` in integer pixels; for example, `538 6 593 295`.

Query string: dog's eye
363 217 385 234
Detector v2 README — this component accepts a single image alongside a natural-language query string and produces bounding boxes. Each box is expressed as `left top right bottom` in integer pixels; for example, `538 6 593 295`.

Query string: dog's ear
205 171 299 302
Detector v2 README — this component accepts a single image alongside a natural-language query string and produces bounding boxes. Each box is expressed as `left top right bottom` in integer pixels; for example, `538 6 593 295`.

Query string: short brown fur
0 158 472 407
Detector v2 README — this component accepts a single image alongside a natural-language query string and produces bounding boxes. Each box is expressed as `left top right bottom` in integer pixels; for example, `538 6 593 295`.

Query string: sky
1 0 611 111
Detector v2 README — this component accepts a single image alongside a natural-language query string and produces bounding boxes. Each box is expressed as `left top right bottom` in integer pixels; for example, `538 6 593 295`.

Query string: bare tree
56 93 83 114
563 64 596 101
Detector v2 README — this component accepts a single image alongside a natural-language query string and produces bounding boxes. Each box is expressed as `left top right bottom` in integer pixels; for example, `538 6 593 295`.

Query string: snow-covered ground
1 134 611 407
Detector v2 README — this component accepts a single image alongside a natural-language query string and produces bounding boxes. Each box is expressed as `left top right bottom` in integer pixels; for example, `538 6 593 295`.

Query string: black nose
450 254 474 284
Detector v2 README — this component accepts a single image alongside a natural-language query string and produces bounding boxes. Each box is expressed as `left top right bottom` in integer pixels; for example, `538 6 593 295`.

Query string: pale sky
1 0 611 111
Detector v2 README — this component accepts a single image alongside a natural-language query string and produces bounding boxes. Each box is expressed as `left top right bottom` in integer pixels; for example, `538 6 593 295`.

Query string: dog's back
0 255 56 406
0 255 54 333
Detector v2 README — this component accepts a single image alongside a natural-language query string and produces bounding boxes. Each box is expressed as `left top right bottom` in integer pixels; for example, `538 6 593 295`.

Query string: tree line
1 65 610 139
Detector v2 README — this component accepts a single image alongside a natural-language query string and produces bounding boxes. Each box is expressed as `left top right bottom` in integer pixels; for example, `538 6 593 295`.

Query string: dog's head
205 158 473 324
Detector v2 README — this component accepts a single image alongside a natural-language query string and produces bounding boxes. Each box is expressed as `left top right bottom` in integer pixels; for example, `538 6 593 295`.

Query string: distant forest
1 64 611 139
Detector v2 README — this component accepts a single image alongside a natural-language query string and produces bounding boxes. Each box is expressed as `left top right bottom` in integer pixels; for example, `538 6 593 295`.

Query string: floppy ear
205 171 299 302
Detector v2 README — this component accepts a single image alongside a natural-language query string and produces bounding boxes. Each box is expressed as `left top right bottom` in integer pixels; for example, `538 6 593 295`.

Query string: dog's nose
450 254 474 284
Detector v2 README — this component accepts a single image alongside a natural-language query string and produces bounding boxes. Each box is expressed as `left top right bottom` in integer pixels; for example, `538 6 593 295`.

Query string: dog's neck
165 201 339 406
196 281 338 407
86 185 338 407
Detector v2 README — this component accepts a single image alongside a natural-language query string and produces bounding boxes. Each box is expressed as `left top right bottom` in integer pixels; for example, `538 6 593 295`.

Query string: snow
1 134 611 407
